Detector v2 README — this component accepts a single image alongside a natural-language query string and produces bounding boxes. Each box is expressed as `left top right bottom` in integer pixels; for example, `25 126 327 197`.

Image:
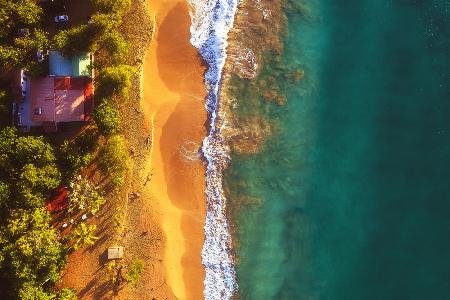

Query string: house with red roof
17 50 94 132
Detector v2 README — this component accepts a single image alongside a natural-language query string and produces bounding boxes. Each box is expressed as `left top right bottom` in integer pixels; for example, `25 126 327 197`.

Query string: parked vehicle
54 15 69 22
18 28 30 36
36 50 44 63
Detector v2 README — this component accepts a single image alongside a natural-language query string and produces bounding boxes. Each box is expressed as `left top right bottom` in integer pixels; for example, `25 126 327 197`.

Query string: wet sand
142 0 207 299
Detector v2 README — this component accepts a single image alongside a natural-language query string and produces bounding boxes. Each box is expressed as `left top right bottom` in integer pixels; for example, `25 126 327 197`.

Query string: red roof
54 77 91 90
30 76 93 126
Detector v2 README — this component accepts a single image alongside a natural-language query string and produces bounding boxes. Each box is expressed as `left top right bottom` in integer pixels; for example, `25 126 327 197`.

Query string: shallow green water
226 0 450 299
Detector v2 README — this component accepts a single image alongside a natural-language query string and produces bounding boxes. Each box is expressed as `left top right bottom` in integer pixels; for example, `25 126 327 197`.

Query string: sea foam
186 0 239 299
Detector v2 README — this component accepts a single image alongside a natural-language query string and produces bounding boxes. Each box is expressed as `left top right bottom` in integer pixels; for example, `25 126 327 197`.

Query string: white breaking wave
186 0 239 299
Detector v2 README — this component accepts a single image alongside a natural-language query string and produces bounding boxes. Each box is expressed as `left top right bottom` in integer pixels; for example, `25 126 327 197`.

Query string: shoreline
204 0 288 298
141 0 207 299
185 0 241 298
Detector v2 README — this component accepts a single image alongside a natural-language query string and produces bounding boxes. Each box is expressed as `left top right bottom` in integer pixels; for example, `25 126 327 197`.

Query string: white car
54 15 69 22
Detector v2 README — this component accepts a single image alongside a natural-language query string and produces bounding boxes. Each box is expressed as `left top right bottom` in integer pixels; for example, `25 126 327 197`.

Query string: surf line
186 0 239 299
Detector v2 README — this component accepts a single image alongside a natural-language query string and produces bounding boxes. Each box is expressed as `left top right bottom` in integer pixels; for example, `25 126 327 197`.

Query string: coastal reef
220 0 305 155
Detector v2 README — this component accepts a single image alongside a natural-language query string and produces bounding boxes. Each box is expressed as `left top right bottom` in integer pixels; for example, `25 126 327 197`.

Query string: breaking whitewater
187 0 239 299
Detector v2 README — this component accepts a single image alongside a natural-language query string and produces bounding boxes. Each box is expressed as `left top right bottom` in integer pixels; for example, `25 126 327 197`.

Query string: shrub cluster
93 101 120 136
59 127 99 181
99 135 129 186
126 259 145 287
96 65 135 99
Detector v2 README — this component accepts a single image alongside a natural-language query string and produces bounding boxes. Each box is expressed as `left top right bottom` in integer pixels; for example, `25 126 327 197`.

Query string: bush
0 45 20 67
14 28 48 51
59 128 98 180
99 135 128 184
94 101 120 136
89 13 121 33
126 259 144 287
92 0 132 15
0 1 43 40
96 30 130 67
56 288 77 300
69 223 98 251
96 65 135 99
18 282 52 300
0 181 10 211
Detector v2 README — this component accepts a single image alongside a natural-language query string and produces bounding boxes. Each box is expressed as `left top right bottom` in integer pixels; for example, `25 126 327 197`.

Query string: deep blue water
227 0 450 299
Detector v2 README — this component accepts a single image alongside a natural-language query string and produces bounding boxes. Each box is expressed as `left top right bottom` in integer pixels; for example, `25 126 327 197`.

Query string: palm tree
71 223 99 250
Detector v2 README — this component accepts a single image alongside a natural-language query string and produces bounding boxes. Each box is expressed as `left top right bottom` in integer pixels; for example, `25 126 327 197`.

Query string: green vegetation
92 0 132 15
0 208 66 283
89 12 121 32
0 0 48 72
0 127 69 298
69 223 99 251
105 260 120 284
0 0 139 297
99 135 129 186
53 25 98 56
94 101 121 136
104 258 144 288
59 128 99 181
0 89 12 127
0 208 67 298
55 288 77 300
97 30 130 66
0 127 61 209
96 65 135 99
126 259 144 287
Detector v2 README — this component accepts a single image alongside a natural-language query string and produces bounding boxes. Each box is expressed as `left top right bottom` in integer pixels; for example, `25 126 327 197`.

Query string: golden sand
142 0 207 299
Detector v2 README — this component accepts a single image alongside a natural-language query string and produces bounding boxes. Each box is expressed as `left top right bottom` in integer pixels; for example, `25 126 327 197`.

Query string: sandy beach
57 0 206 298
142 0 207 299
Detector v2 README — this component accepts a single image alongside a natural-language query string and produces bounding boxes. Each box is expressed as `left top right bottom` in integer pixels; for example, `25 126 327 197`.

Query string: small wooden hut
107 246 124 260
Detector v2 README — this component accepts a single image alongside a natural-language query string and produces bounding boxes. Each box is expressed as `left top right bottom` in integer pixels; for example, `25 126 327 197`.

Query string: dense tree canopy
0 127 61 209
0 89 12 127
53 25 98 56
0 208 66 298
0 127 77 298
0 0 43 40
0 0 48 71
0 0 138 297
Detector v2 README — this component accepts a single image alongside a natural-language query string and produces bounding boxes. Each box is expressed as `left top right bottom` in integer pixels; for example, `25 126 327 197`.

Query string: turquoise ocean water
226 0 450 299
